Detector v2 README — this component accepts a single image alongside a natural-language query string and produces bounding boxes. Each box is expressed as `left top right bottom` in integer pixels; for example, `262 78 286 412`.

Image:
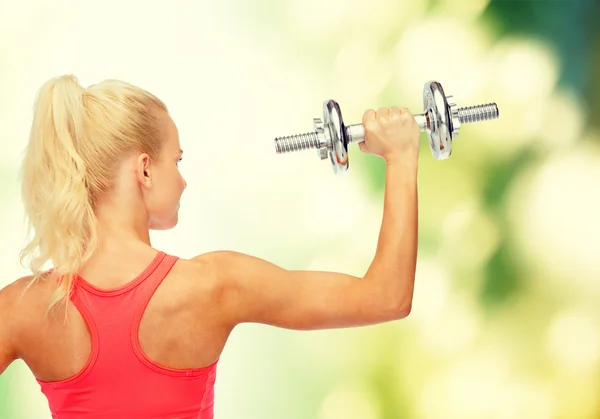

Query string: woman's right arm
200 106 420 331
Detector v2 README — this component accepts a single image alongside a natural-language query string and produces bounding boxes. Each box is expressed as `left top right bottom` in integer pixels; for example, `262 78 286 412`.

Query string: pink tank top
36 251 219 419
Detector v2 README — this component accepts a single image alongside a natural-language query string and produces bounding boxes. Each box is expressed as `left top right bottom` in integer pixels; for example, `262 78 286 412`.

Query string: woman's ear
136 153 153 189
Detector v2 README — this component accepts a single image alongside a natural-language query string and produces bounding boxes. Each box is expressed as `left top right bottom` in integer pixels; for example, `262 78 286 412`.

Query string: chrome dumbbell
273 81 499 174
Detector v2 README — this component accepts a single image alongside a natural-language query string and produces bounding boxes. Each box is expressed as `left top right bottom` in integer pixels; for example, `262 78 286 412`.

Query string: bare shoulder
1 275 37 311
0 276 35 372
185 251 229 282
4 272 60 307
0 278 18 311
0 274 56 331
0 276 28 337
189 250 234 264
189 250 250 270
188 250 249 277
185 250 265 307
187 250 268 290
177 251 237 299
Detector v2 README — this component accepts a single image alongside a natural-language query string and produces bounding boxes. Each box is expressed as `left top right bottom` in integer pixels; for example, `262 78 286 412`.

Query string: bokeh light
1 1 599 418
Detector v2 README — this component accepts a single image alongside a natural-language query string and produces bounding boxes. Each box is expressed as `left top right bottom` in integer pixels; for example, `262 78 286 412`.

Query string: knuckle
362 109 376 122
376 107 389 117
400 107 413 117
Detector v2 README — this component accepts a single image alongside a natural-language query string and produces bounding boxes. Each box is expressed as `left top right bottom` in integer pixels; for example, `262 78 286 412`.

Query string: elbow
392 284 414 319
386 298 412 320
395 278 415 319
368 274 415 321
395 301 412 319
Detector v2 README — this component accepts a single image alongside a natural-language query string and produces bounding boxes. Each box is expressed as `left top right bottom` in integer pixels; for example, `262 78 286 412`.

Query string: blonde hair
18 74 167 317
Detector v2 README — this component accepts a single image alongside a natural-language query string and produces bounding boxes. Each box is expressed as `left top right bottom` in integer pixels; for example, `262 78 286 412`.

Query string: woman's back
15 248 228 382
8 248 229 418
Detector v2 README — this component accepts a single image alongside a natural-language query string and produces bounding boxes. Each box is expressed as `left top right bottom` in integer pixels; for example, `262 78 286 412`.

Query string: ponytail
19 75 100 318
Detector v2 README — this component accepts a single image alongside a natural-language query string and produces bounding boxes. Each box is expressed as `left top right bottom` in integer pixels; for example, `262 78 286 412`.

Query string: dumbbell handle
345 103 502 143
345 114 428 144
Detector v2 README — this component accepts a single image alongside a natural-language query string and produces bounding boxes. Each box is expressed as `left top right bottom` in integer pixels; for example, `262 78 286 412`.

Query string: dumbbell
273 81 499 174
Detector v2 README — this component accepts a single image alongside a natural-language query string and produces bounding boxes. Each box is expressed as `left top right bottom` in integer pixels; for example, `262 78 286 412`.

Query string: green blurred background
1 0 599 418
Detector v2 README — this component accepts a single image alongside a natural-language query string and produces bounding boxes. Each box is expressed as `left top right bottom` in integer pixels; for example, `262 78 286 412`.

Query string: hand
359 107 421 164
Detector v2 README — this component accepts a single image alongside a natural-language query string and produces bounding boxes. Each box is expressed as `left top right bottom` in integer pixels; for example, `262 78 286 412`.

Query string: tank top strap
69 251 176 298
129 252 180 312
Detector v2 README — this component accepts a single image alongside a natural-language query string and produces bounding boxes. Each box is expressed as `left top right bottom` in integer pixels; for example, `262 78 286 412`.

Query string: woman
0 74 420 418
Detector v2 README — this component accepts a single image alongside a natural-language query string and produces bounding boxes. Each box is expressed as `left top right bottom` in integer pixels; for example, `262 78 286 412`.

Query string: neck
93 201 152 253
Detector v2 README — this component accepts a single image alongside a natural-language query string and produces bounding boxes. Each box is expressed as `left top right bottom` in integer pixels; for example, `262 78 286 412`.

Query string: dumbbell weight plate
323 99 350 174
423 81 455 160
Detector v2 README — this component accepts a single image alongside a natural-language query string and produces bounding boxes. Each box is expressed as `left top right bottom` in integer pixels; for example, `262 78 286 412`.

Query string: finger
376 107 389 119
362 109 376 125
389 106 402 119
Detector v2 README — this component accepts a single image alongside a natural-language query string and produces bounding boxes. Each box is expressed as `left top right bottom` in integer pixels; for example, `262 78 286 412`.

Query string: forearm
363 158 418 312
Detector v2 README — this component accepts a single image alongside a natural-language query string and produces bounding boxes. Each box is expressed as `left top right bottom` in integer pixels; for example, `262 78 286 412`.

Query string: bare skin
0 106 420 383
